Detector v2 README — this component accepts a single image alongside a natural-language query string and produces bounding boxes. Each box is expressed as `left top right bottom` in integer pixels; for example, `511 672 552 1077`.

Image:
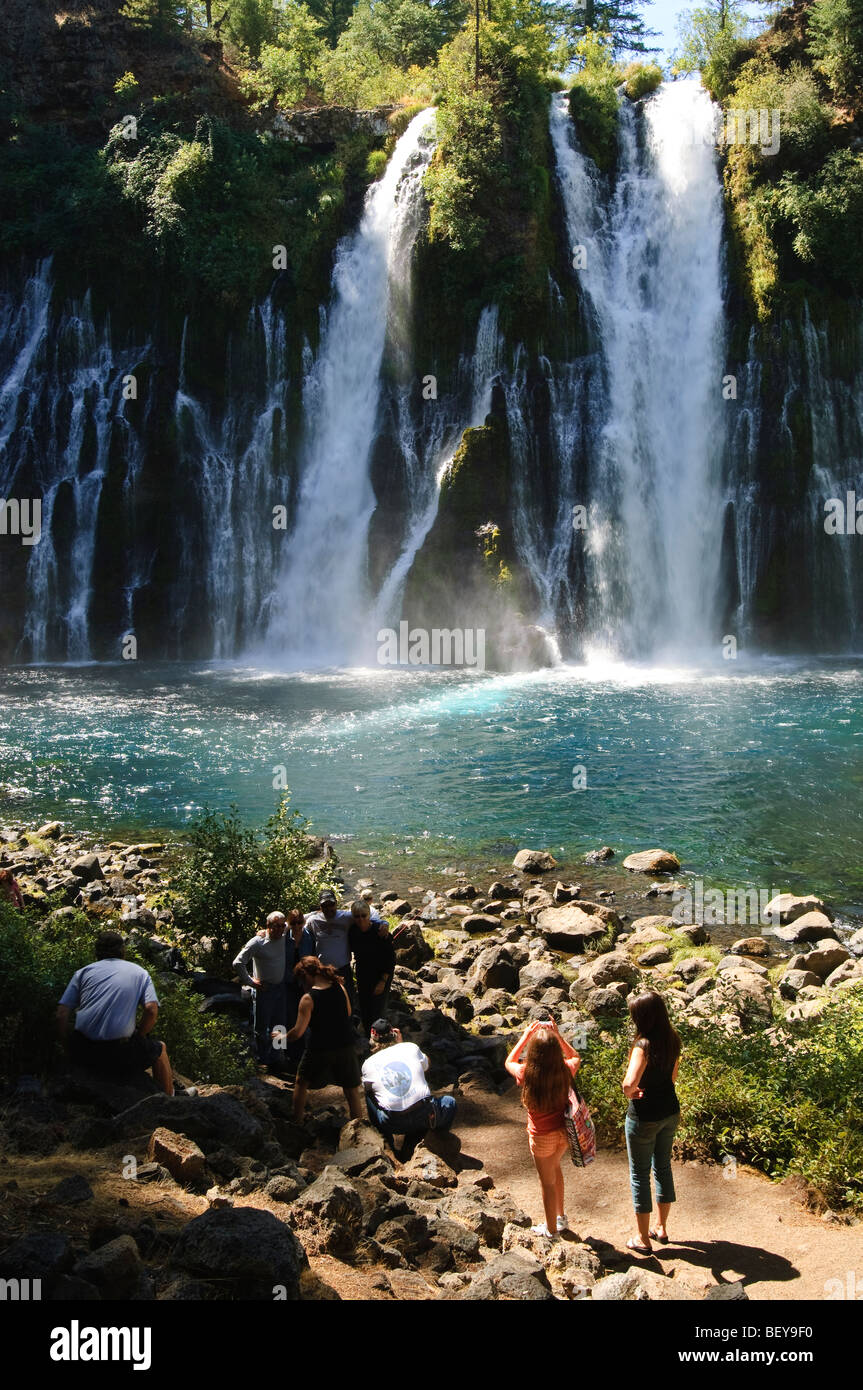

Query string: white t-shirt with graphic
361 1042 430 1112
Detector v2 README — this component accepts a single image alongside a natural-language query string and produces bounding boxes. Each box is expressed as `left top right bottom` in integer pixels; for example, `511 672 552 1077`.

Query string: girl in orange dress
505 1018 581 1238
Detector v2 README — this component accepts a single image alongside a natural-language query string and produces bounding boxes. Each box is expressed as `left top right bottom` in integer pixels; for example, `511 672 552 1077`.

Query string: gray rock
513 849 558 873
172 1207 307 1298
799 942 851 979
43 1174 94 1206
466 945 520 993
762 894 834 926
74 1235 145 1298
623 849 681 874
0 1232 71 1282
639 943 672 966
461 914 504 936
535 904 611 951
291 1167 364 1254
772 913 838 945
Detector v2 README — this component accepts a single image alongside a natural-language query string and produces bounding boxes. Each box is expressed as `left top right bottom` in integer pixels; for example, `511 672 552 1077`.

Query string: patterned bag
564 1087 596 1168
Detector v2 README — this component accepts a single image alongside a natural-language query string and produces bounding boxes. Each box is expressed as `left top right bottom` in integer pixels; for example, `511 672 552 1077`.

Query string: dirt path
455 1087 862 1300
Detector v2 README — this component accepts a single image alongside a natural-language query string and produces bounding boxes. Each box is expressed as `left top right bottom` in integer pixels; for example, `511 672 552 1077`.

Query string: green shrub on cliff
422 6 555 326
567 30 621 171
622 60 663 101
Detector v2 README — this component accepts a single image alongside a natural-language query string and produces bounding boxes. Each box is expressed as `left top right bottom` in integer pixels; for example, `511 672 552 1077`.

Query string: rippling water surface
1 658 862 912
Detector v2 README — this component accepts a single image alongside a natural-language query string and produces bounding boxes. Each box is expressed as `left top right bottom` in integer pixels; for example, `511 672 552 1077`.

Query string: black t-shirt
627 1038 680 1122
349 924 395 992
307 983 354 1051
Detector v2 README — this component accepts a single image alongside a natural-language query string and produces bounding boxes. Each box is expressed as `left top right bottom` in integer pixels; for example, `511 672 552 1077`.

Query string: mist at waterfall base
2 658 863 917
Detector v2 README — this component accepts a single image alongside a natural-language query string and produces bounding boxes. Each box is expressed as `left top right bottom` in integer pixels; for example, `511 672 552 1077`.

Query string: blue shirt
60 958 158 1041
285 926 316 979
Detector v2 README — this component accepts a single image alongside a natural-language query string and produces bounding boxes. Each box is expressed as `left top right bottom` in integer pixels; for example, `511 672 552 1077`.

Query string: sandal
649 1229 669 1244
627 1236 652 1256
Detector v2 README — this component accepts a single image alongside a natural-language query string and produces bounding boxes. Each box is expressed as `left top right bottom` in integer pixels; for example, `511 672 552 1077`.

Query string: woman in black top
284 957 363 1123
621 990 681 1255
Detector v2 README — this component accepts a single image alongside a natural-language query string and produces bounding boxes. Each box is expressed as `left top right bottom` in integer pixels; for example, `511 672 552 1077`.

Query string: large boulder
714 966 773 1022
798 942 851 980
391 922 433 969
290 1167 364 1254
465 945 520 994
762 894 834 926
171 1207 307 1298
825 959 863 989
74 1236 147 1299
571 951 638 999
513 850 557 873
623 850 680 874
70 853 103 883
112 1092 265 1155
518 959 566 992
535 904 613 951
772 912 838 945
450 1249 553 1301
460 914 501 936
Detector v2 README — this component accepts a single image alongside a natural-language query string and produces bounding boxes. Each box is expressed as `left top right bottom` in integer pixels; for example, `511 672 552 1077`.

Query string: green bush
171 795 335 965
622 61 663 102
567 33 622 172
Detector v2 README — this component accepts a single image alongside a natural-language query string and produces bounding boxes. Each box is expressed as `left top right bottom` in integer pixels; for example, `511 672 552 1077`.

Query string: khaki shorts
528 1127 568 1160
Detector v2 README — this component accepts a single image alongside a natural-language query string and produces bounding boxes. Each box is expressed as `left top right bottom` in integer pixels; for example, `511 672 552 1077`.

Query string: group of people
55 900 680 1249
231 889 397 1063
505 990 680 1255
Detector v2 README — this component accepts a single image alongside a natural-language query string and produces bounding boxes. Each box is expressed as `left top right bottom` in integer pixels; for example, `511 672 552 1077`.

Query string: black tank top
628 1039 680 1122
307 983 353 1051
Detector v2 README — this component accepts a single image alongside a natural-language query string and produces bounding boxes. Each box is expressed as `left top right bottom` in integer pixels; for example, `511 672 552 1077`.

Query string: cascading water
548 82 727 659
372 304 504 631
0 261 147 662
261 109 437 667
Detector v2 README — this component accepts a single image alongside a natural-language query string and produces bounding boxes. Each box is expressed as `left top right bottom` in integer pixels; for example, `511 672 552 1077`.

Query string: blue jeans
252 984 286 1065
625 1111 679 1215
365 1093 456 1145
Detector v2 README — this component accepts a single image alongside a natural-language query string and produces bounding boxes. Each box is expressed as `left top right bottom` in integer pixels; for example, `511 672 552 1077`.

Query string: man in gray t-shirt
233 912 288 1066
57 931 173 1094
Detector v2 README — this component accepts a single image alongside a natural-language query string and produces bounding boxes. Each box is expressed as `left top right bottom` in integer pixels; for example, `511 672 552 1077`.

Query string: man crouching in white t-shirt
360 1019 456 1154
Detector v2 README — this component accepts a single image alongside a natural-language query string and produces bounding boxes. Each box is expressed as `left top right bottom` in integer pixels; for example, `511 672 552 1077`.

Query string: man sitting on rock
56 930 174 1095
234 911 289 1069
361 1018 455 1154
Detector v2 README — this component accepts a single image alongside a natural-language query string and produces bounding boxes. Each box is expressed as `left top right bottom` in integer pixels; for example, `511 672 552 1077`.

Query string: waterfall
0 261 147 662
261 109 437 667
548 82 727 659
372 304 504 631
172 299 291 656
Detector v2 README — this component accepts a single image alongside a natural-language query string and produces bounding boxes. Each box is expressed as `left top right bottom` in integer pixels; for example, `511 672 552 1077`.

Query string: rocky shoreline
1 821 862 1301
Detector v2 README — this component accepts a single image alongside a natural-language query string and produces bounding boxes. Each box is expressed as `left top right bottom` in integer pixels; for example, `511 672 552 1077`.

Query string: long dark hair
521 1028 571 1115
628 991 680 1073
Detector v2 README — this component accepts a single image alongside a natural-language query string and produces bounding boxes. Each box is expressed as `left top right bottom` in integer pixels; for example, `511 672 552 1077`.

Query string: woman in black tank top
622 991 681 1256
284 957 363 1123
